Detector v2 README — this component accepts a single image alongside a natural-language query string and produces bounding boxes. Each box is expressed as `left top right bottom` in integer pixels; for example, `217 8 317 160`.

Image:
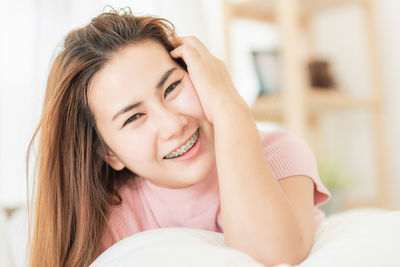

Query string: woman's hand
169 36 248 124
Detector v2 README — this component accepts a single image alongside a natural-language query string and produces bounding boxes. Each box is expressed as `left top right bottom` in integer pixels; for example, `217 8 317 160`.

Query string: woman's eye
123 113 143 127
164 80 182 98
121 80 182 128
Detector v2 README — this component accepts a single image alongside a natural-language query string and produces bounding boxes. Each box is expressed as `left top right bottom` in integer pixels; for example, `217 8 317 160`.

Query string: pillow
290 208 400 267
91 208 400 267
91 227 265 267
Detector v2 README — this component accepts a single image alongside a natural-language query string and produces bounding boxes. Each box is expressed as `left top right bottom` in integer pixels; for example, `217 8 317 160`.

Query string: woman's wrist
212 90 252 125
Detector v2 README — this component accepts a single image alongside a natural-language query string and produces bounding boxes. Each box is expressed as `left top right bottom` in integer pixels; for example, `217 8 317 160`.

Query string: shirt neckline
138 163 219 207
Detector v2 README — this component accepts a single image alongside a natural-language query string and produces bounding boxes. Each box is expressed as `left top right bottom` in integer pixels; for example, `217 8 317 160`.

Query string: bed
91 207 400 267
1 207 399 266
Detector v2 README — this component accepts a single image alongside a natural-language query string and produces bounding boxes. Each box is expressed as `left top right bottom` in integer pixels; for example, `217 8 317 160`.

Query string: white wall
0 0 38 206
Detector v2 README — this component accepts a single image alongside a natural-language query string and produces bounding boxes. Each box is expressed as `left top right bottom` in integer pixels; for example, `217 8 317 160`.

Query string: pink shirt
101 129 331 251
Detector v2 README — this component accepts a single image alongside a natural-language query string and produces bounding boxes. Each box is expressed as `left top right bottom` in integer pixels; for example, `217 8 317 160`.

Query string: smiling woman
27 6 331 267
26 7 214 267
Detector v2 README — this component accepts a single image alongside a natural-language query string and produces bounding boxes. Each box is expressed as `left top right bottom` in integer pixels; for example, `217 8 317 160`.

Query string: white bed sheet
91 208 400 267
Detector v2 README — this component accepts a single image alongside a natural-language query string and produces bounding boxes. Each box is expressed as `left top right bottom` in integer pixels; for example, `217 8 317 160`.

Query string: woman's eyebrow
112 67 177 122
157 67 177 89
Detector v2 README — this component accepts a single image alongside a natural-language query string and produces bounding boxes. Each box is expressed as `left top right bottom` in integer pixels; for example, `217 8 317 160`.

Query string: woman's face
89 39 216 188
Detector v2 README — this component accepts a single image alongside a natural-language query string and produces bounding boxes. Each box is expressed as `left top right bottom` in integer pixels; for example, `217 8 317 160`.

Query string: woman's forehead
90 41 174 93
113 41 168 71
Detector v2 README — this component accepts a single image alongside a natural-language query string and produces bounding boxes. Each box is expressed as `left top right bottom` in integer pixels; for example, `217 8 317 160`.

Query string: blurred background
0 0 399 265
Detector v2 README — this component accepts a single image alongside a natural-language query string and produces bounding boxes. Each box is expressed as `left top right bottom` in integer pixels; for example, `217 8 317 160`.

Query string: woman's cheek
175 78 206 119
118 136 153 170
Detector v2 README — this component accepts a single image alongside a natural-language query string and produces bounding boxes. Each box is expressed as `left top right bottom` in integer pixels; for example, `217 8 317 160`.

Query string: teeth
164 129 199 159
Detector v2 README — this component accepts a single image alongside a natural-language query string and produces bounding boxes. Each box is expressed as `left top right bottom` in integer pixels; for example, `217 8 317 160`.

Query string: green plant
317 159 352 193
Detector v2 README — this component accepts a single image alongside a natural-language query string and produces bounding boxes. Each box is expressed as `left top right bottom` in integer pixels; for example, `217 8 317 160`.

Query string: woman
27 7 330 267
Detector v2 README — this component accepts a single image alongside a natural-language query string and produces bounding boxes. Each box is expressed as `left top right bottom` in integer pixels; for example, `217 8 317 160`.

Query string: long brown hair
26 7 186 267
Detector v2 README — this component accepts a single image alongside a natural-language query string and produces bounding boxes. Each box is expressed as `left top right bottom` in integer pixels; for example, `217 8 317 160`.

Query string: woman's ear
104 149 125 171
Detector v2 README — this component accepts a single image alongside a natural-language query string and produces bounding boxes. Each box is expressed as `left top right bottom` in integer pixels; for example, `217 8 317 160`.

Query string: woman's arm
170 36 314 266
213 103 313 266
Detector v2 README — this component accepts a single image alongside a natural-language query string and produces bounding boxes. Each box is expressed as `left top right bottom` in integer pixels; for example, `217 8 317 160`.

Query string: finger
182 36 211 56
169 45 183 58
173 36 211 58
170 43 201 64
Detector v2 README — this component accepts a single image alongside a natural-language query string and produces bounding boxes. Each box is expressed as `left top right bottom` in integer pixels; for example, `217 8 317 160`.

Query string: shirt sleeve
258 129 331 226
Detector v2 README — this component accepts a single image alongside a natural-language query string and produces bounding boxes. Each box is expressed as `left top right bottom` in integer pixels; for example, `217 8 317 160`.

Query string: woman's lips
164 128 198 158
168 129 201 161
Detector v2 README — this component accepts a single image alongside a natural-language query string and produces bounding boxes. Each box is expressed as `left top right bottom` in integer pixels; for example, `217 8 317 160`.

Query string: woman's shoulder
257 127 331 208
101 177 147 250
257 128 308 149
257 128 317 171
109 177 145 219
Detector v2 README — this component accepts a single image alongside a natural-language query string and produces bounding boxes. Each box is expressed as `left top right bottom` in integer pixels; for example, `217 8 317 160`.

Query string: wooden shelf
230 0 368 23
251 88 376 121
224 0 393 209
230 1 276 22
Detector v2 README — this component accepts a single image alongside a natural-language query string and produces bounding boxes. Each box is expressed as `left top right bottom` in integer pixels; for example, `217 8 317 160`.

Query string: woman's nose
153 108 188 140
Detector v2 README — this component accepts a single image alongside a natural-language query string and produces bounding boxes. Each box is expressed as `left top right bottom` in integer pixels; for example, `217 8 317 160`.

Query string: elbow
257 251 308 267
256 238 312 267
286 245 311 266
